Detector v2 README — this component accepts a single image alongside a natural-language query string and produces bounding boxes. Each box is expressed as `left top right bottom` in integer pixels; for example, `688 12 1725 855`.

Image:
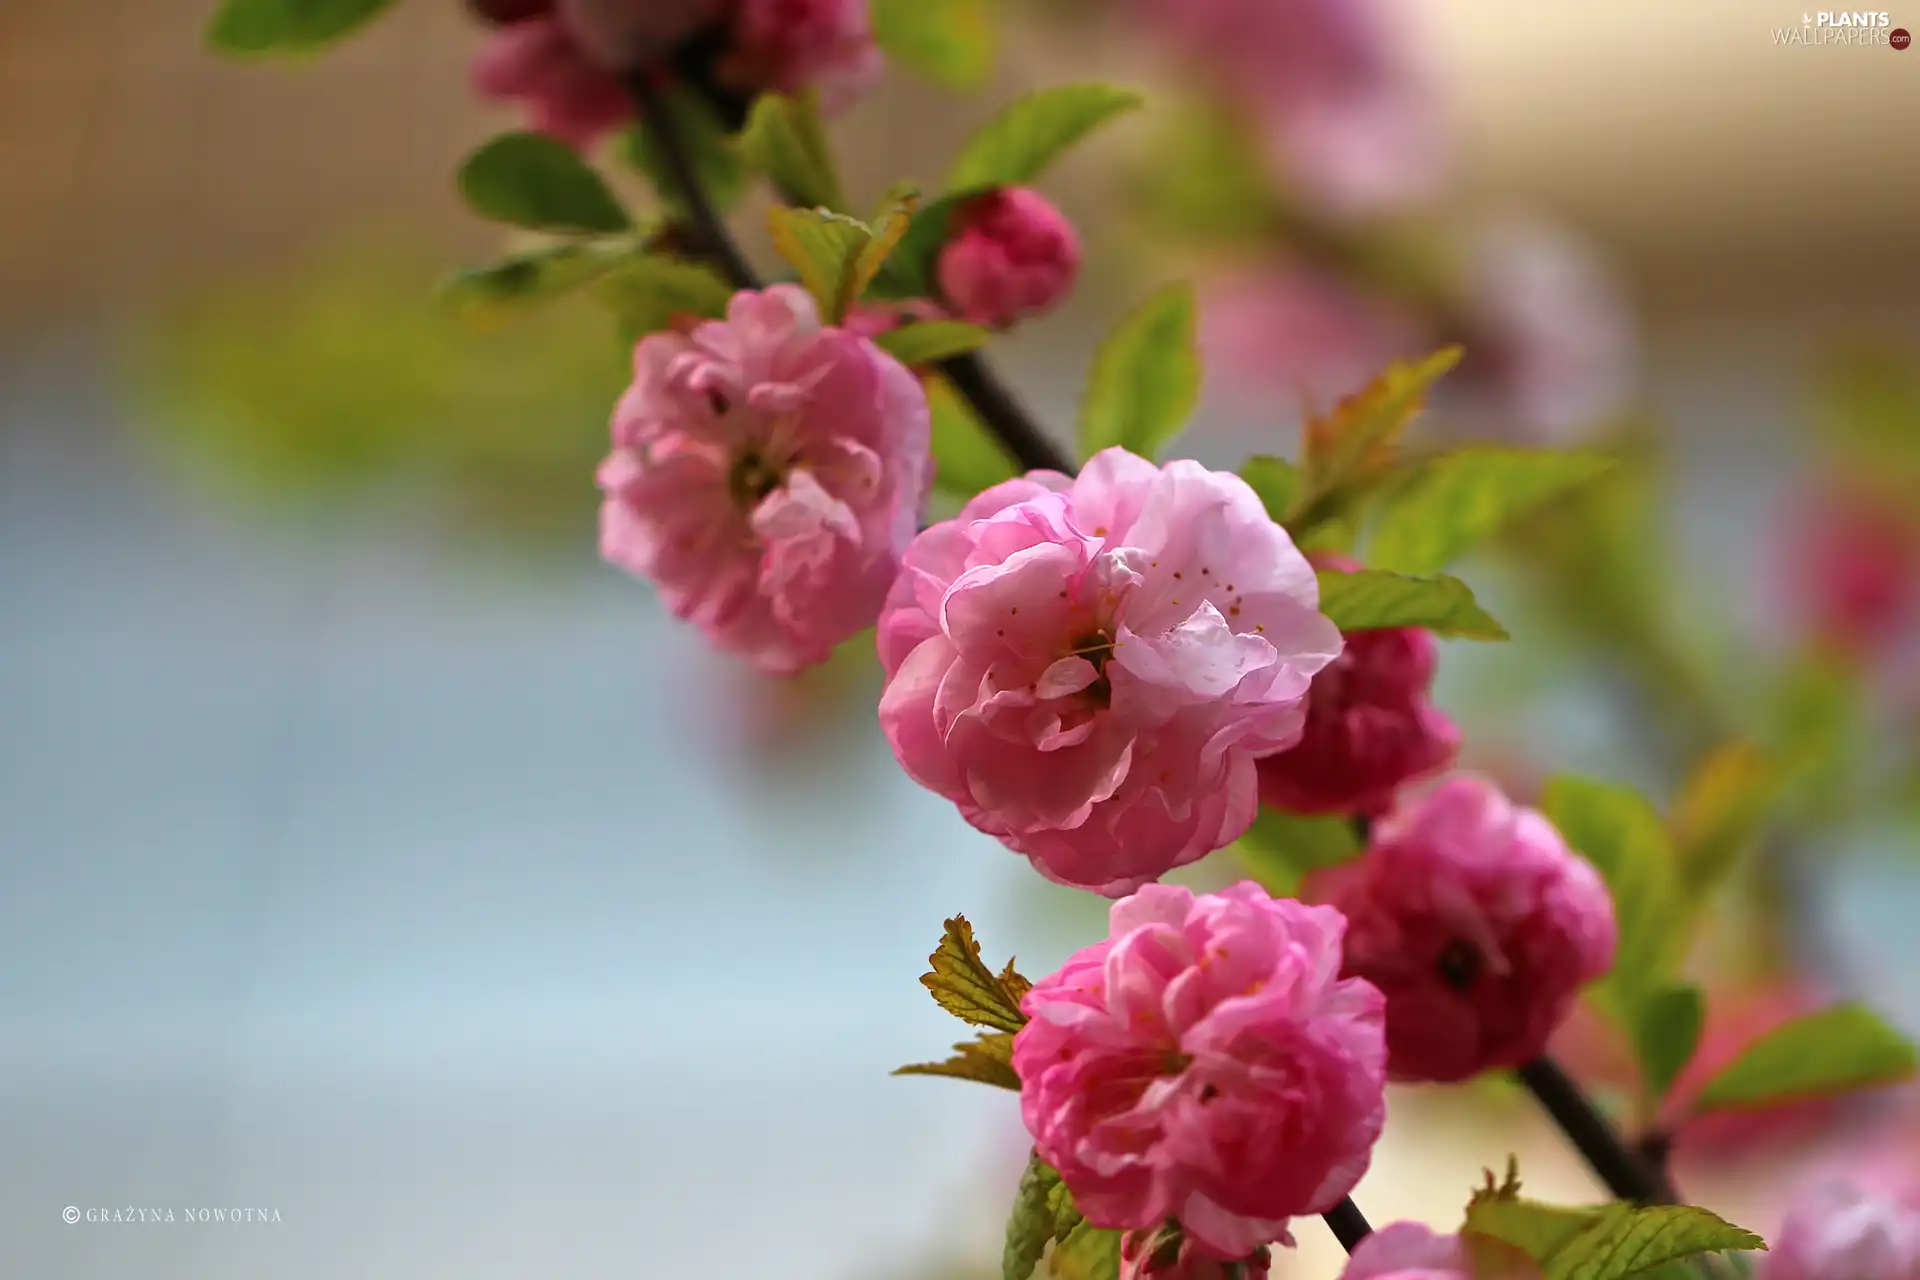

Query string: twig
1515 1056 1678 1204
1323 1197 1374 1252
626 70 760 291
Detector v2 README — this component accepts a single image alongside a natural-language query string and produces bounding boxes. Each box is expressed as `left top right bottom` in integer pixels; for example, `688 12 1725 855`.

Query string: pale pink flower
1767 1172 1920 1280
724 0 882 112
1787 480 1919 658
597 285 931 675
1339 1221 1539 1280
554 0 727 69
471 14 634 151
1012 883 1388 1258
1256 556 1457 817
876 449 1343 894
1121 1224 1270 1279
1304 776 1617 1083
1132 0 1445 216
935 188 1082 330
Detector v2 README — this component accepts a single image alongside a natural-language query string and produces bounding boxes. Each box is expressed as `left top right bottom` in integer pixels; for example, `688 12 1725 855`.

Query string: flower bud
935 188 1081 329
1304 775 1617 1083
721 0 881 111
471 13 633 151
1789 480 1919 658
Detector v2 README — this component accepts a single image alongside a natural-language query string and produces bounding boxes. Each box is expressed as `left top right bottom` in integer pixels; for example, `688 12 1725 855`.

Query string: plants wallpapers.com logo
1775 12 1911 44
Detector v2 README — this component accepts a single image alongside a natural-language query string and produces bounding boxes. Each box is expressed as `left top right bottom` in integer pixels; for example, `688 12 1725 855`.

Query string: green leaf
1003 1154 1084 1280
1541 777 1682 1021
205 0 397 55
1316 569 1509 641
1076 283 1200 462
849 188 921 308
738 92 844 211
929 375 1019 496
868 194 970 300
1049 1222 1124 1280
1239 455 1305 524
619 90 750 217
437 241 636 324
766 206 874 324
1300 348 1462 511
1670 743 1781 904
895 1030 1020 1091
1633 984 1705 1112
1232 808 1362 898
871 0 996 89
1691 1003 1918 1117
1366 447 1616 575
875 322 995 367
587 254 735 346
458 134 632 235
918 916 1031 1034
946 84 1144 192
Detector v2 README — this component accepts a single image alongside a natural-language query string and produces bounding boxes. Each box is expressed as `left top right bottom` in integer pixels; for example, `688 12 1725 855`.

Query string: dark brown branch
625 70 760 292
1322 1197 1374 1253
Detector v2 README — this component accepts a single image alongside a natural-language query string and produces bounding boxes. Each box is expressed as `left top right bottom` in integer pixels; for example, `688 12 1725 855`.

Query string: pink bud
471 14 634 151
597 285 932 675
935 188 1082 330
554 0 727 70
1788 481 1919 658
1257 556 1458 817
1304 775 1617 1083
723 0 882 112
1012 882 1387 1258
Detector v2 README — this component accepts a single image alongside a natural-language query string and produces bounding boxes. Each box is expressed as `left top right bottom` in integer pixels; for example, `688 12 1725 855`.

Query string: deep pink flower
1304 776 1617 1083
724 0 881 112
1132 0 1444 216
1767 1172 1920 1280
1789 481 1919 658
876 449 1343 894
1339 1221 1539 1280
1013 883 1388 1258
554 0 726 69
1256 556 1457 817
597 285 931 674
935 188 1082 330
1121 1224 1270 1280
471 14 634 151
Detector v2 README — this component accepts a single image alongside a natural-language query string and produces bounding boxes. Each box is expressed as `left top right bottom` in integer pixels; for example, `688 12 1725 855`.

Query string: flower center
728 450 785 508
1436 937 1482 990
1068 626 1117 705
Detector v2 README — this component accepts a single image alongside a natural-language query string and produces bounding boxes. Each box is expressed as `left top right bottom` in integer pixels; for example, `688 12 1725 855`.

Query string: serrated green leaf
619 90 750 218
1541 777 1682 1022
1077 283 1200 462
1634 984 1705 1113
1232 808 1362 898
848 189 920 308
1543 1203 1765 1280
767 206 874 324
738 92 844 210
458 133 632 235
895 1030 1020 1091
1316 569 1509 641
919 915 1031 1033
1003 1154 1069 1280
1671 743 1781 904
587 254 735 346
872 0 996 89
876 322 995 367
1049 1222 1123 1280
1301 347 1462 507
1367 446 1616 575
1239 455 1305 524
1691 1003 1917 1116
205 0 397 55
437 241 636 325
946 84 1144 192
929 375 1019 496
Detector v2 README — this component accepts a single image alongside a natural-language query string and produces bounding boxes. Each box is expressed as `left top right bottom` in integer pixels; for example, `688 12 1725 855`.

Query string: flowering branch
1515 1057 1678 1204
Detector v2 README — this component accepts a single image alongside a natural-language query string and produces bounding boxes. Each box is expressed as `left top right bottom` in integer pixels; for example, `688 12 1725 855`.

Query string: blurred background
2 1 1918 1277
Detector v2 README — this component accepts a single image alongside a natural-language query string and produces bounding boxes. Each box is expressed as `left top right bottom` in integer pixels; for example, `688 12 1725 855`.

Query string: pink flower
844 299 950 343
876 449 1344 894
1767 1173 1920 1280
724 0 882 112
1132 0 1444 216
1256 557 1457 817
1788 481 1919 658
1122 1223 1270 1279
471 14 634 151
554 0 727 70
1012 883 1388 1258
1304 776 1617 1083
597 285 932 675
1339 1221 1539 1280
935 188 1082 330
